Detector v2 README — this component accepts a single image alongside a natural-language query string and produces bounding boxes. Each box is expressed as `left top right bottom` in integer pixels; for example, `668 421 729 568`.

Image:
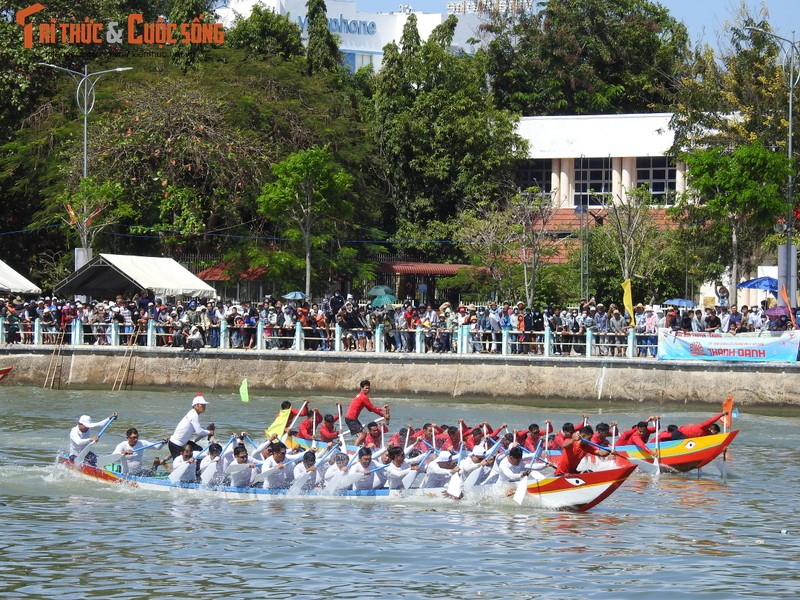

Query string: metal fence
0 317 671 359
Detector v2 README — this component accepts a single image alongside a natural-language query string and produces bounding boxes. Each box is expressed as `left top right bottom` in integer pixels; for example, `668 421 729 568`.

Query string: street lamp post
36 63 132 269
745 27 799 307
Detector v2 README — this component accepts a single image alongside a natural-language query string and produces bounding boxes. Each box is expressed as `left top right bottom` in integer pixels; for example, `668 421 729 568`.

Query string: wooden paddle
200 457 220 485
281 400 309 443
168 460 193 483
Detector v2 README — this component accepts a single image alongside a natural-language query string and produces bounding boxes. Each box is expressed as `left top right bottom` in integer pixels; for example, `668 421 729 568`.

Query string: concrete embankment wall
3 346 798 408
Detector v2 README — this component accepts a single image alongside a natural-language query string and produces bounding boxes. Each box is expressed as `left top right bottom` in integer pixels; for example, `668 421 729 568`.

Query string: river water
0 387 797 599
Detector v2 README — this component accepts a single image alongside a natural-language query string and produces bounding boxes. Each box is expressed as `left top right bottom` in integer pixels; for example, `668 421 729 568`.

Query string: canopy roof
0 259 41 295
55 254 216 299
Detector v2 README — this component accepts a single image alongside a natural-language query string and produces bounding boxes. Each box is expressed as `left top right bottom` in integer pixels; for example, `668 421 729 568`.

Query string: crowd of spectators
0 289 792 356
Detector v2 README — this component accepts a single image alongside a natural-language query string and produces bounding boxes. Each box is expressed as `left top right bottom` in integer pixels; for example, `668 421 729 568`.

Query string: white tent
54 254 216 299
0 259 41 295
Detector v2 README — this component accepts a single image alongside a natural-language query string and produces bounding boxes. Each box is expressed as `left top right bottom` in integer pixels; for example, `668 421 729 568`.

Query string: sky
357 0 799 48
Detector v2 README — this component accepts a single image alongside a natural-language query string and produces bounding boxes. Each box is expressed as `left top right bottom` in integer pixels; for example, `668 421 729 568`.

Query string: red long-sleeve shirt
319 417 340 443
555 438 599 475
678 413 725 438
617 426 656 454
346 392 384 421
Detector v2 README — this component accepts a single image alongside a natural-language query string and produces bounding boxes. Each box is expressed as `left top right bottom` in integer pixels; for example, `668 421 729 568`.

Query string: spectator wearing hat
168 394 214 458
643 305 658 357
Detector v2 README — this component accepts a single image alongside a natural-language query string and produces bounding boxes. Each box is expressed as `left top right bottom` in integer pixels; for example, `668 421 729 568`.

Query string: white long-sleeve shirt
112 438 154 474
171 455 198 483
493 455 527 483
261 456 294 489
169 408 211 446
350 460 382 490
422 461 456 488
68 416 113 456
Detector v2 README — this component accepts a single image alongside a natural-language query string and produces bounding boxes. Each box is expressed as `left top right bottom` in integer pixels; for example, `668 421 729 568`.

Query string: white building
515 112 685 208
217 0 483 71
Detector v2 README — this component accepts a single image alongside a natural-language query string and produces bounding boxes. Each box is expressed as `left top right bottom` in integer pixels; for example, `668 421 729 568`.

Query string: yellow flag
265 408 291 439
239 378 249 403
621 279 635 326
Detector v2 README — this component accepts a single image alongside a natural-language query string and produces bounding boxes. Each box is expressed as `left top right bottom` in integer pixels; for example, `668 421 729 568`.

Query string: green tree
227 5 304 61
679 142 790 305
257 147 352 297
373 15 525 260
484 0 690 115
305 0 339 75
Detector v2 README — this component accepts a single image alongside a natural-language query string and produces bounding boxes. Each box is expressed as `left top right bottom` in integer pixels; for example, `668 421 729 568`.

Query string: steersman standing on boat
168 394 215 458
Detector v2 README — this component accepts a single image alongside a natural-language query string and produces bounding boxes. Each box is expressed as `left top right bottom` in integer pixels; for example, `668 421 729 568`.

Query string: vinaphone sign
15 3 225 49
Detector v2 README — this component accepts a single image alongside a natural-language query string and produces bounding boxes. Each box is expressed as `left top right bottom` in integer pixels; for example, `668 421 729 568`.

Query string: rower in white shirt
421 450 460 488
69 412 117 461
348 447 384 491
261 442 295 489
223 444 258 488
112 427 164 475
292 451 321 491
171 443 199 483
487 446 530 484
168 394 215 458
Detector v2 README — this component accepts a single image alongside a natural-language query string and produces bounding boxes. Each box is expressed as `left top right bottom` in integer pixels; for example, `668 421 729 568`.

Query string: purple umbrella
765 305 790 317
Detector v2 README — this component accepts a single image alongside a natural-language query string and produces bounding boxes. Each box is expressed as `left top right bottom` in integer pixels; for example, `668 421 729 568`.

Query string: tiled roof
376 262 472 276
196 262 269 281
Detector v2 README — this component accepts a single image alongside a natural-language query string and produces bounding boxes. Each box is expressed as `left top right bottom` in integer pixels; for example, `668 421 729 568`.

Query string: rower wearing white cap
69 412 118 459
168 394 215 458
458 446 490 480
421 450 460 488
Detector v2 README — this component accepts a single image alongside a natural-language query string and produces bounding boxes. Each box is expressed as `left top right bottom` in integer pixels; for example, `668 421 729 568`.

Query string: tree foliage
257 146 352 297
227 5 304 61
373 15 526 260
305 0 340 75
484 0 690 115
679 142 790 305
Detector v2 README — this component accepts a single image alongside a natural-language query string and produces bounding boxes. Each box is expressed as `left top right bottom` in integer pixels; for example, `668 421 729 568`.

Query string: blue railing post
257 319 264 350
501 328 509 355
415 326 424 354
147 319 156 347
375 324 383 353
627 328 636 358
586 329 594 358
335 323 342 352
34 318 42 345
110 322 119 346
220 320 230 349
295 322 303 351
544 327 552 357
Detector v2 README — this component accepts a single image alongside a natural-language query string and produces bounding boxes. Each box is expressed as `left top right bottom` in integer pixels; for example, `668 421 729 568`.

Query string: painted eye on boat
684 441 696 449
564 477 585 486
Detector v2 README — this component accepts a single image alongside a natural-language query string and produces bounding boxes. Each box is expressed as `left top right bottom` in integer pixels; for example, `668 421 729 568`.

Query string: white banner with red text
657 328 800 362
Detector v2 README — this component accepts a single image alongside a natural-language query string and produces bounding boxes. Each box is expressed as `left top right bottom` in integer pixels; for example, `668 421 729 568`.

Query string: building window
515 159 552 193
636 156 677 204
574 157 612 207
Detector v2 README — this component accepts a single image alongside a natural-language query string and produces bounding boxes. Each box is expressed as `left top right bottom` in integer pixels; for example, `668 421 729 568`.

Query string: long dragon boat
612 431 739 473
56 454 636 512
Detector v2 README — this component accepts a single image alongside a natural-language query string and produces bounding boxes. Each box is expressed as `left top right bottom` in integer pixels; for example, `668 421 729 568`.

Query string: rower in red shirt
356 420 389 449
555 426 614 475
677 412 726 438
590 422 616 448
521 424 542 452
318 412 341 443
550 422 575 450
297 408 323 440
616 417 658 455
345 380 388 435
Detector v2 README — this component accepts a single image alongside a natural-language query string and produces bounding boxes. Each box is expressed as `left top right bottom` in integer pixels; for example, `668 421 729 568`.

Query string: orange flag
721 395 734 431
780 285 796 328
